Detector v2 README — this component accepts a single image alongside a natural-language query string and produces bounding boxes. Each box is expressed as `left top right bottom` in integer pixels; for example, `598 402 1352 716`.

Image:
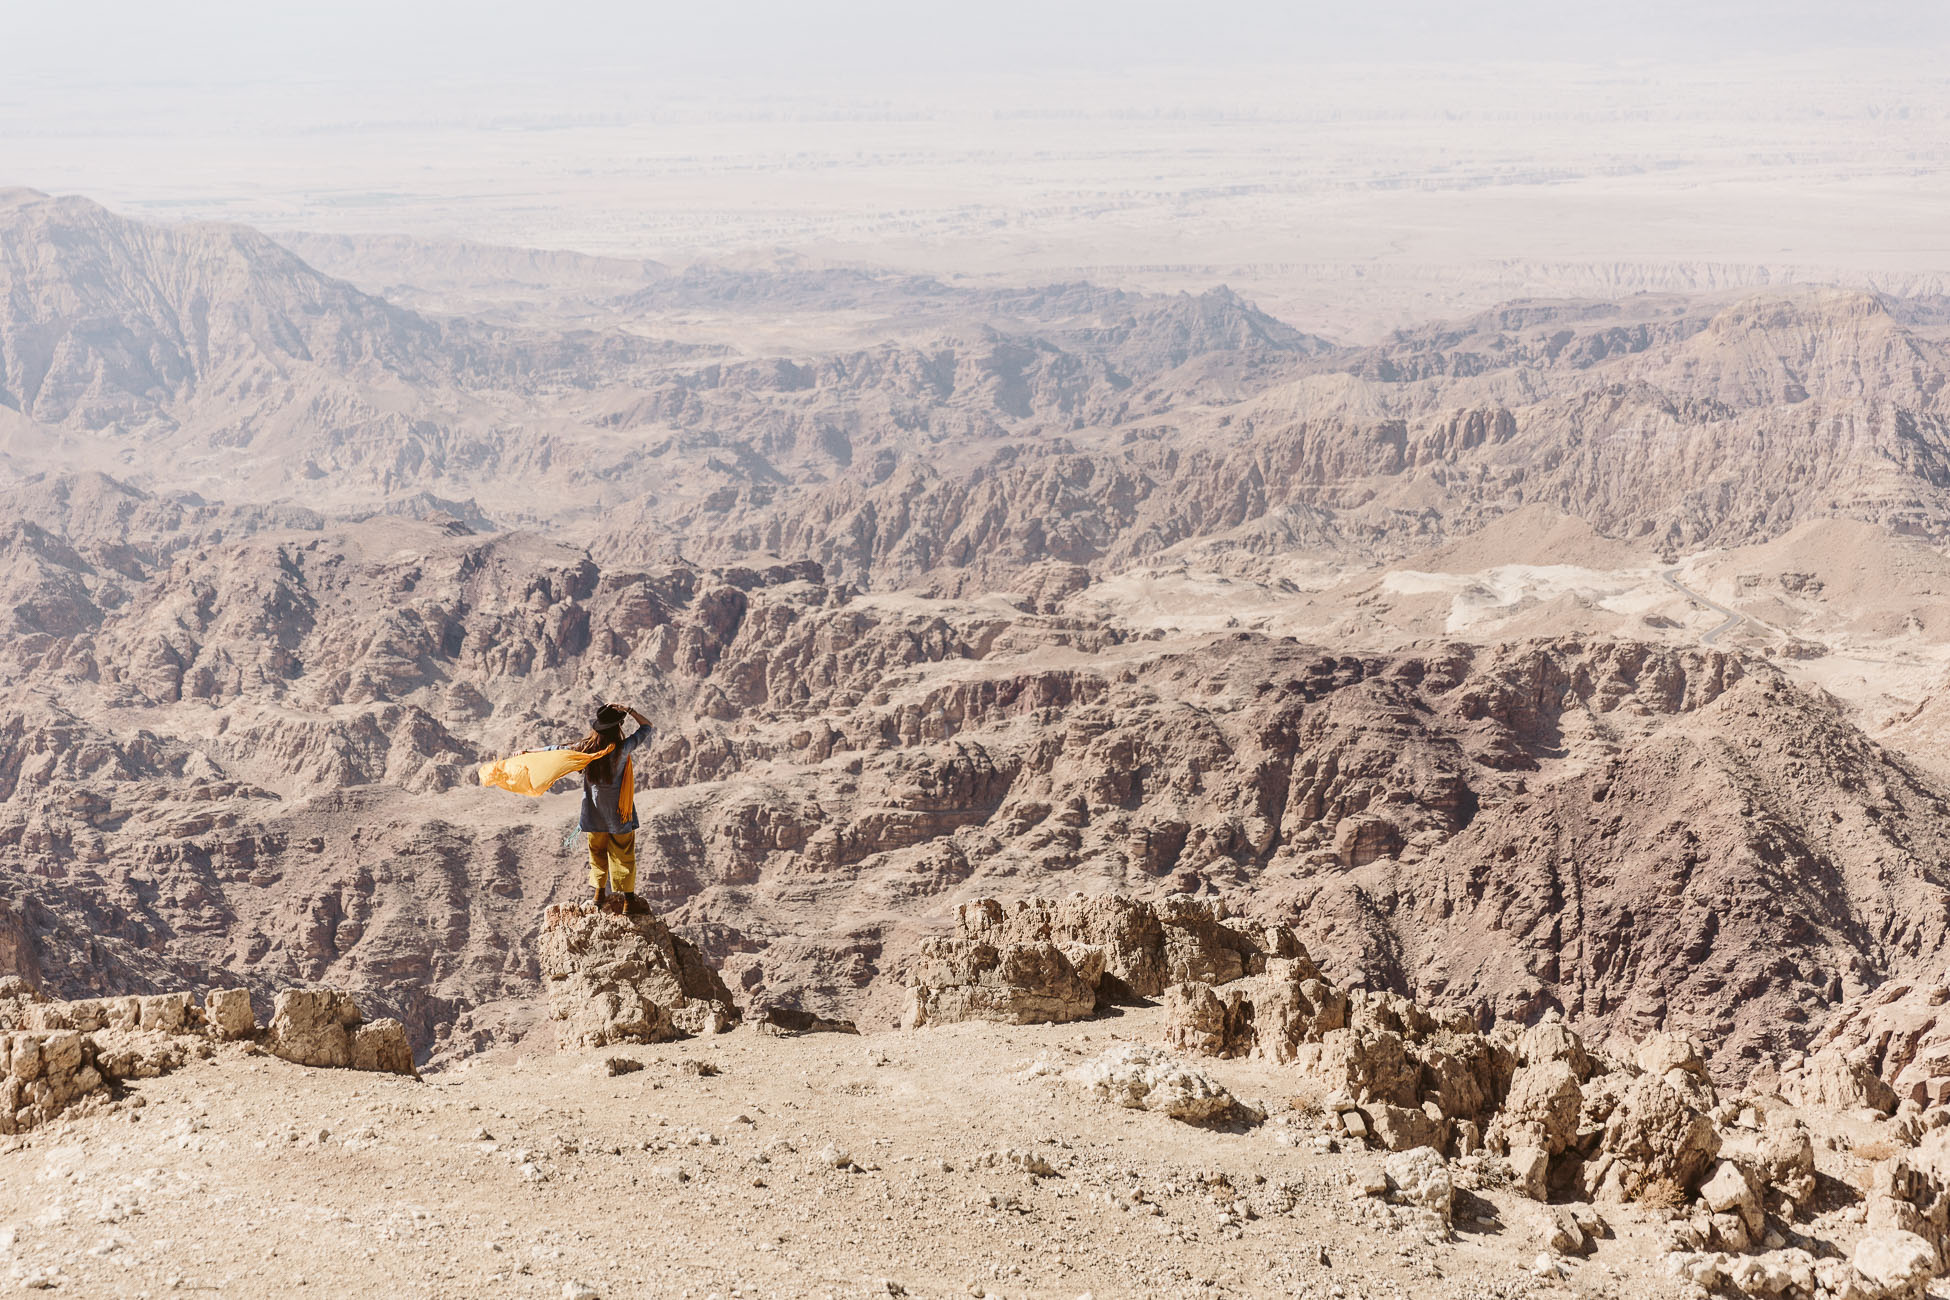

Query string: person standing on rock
572 702 654 915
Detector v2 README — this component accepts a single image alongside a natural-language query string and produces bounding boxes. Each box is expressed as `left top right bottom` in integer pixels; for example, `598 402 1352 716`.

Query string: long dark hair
570 724 623 781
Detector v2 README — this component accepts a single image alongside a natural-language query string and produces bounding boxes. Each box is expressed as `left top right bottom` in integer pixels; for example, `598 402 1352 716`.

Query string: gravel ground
0 1008 1688 1299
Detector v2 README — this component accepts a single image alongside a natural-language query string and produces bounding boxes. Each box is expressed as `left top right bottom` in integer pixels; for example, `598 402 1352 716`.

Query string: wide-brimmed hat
594 703 628 730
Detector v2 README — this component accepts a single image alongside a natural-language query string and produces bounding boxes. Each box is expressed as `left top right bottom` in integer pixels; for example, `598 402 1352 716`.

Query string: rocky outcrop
1308 1010 1720 1208
537 904 738 1048
1169 973 1516 1161
1299 991 1511 1134
1164 957 1347 1061
1854 1231 1941 1300
0 1029 107 1135
1582 1071 1721 1204
1384 1146 1454 1229
1799 983 1950 1109
921 893 1736 1209
903 937 1099 1028
904 893 1300 1029
1700 1120 1821 1250
1783 1046 1900 1116
206 988 256 1040
266 990 416 1076
934 892 1732 1213
1860 1153 1950 1273
1261 982 1950 1300
1491 1056 1585 1194
1673 1228 1940 1300
0 980 412 1134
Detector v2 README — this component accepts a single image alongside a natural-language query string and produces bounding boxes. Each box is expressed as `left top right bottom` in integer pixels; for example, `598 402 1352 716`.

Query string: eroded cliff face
1 495 1945 1076
633 621 1950 1082
6 196 1950 1077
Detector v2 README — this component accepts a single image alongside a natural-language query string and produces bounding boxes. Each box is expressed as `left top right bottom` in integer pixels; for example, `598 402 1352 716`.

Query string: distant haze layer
3 5 1948 338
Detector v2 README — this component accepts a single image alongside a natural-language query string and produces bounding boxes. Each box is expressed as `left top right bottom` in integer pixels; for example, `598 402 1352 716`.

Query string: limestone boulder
1518 1021 1593 1080
906 893 1306 1029
1852 1231 1938 1300
1066 1044 1236 1121
266 990 363 1068
138 993 195 1034
0 1030 106 1133
904 939 1096 1028
1728 1249 1818 1299
1542 1203 1606 1257
999 891 1300 996
1294 1028 1422 1109
1353 989 1470 1041
1163 958 1346 1061
1636 1030 1707 1077
89 1032 196 1082
1257 984 1516 1150
267 990 417 1077
352 1021 416 1075
1787 1045 1898 1116
1370 1102 1447 1153
538 904 739 1048
1698 1159 1765 1239
204 989 256 1041
1860 1155 1950 1267
1583 1072 1720 1203
1493 1059 1585 1157
1669 1249 1819 1297
1637 1030 1716 1111
1505 1145 1549 1201
0 979 48 1028
1384 1146 1453 1226
1720 1123 1817 1206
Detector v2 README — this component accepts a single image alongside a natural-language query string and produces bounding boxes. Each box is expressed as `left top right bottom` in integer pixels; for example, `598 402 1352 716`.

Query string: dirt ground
0 1006 1695 1300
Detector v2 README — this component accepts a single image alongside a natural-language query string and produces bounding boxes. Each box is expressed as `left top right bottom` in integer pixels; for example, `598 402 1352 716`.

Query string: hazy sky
8 0 1947 298
10 0 1948 92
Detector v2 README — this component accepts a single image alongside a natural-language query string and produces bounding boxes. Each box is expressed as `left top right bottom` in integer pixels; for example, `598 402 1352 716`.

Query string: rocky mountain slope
10 192 1950 591
658 289 1950 591
5 193 1950 1097
3 471 1949 1081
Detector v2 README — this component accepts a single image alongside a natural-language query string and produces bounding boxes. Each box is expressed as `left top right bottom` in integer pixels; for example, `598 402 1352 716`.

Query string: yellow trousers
587 831 637 892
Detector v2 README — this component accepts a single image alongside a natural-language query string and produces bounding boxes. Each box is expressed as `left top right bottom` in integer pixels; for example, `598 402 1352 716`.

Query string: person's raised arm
610 704 653 755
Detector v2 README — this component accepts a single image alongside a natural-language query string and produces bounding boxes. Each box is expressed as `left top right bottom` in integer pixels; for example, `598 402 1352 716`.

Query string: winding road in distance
1660 569 1745 644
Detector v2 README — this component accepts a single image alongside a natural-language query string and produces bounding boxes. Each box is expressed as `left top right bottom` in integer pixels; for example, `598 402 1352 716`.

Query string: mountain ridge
4 192 1950 1086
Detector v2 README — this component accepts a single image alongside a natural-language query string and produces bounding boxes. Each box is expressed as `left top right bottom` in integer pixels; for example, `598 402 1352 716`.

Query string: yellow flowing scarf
477 744 615 797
